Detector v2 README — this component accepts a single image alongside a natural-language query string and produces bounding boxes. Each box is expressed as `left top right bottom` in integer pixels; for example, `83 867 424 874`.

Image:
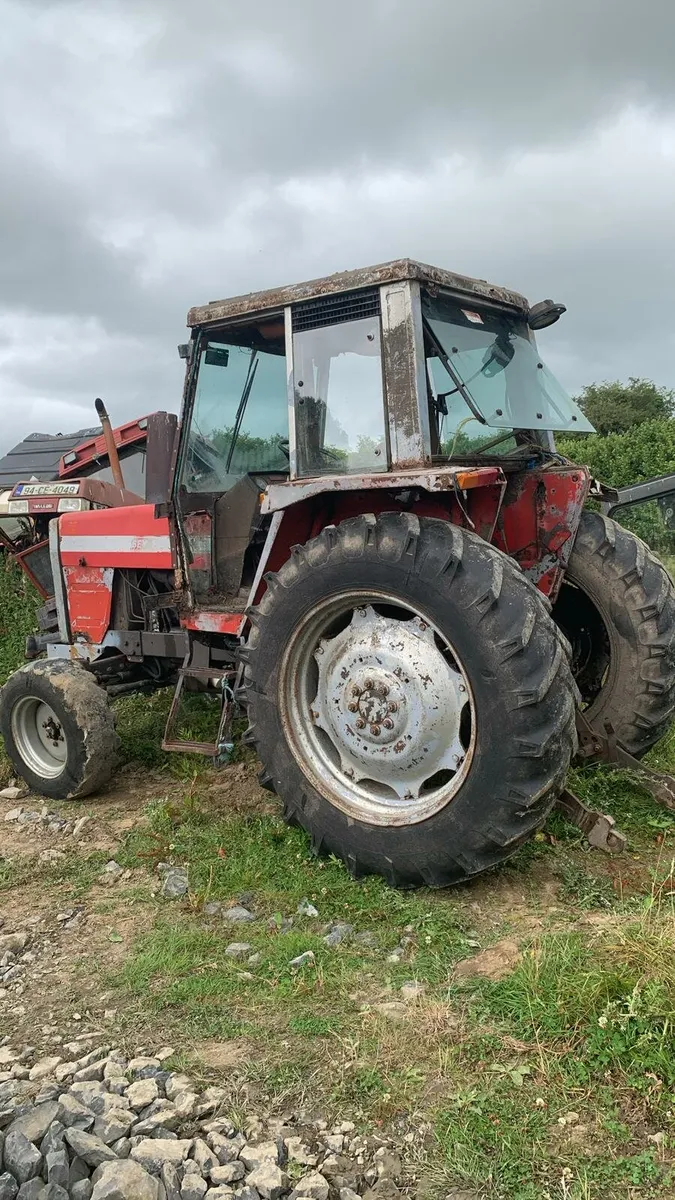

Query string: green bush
0 555 39 686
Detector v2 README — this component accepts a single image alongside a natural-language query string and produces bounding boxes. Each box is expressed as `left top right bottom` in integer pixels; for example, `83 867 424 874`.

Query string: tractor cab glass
422 292 594 438
181 320 289 493
177 317 289 603
291 292 387 477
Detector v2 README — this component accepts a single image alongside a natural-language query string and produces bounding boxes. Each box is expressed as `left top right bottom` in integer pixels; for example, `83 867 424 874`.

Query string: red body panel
58 415 151 478
64 566 114 642
59 504 173 569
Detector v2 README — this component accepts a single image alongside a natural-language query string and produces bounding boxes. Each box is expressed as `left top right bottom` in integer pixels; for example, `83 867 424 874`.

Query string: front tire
554 511 675 758
0 661 119 800
242 513 577 887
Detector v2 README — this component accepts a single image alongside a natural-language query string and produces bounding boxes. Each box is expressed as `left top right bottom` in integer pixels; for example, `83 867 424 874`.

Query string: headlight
58 497 89 512
8 499 29 514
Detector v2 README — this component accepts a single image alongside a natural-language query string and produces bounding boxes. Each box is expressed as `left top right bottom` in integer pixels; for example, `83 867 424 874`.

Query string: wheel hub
307 604 472 808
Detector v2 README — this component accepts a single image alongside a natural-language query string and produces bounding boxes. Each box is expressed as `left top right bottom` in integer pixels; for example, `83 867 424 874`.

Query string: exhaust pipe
94 397 125 490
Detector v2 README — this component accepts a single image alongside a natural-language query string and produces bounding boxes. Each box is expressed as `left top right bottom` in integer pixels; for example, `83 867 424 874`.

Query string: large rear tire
554 511 675 758
242 513 577 887
0 660 118 800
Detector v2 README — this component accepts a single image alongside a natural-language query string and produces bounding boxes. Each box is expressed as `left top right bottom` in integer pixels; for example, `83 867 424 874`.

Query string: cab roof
187 258 530 329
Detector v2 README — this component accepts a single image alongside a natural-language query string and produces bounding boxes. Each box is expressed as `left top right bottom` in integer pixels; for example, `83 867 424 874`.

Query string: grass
3 556 675 1194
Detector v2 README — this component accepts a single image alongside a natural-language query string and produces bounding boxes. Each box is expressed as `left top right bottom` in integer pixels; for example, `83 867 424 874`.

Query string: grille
292 288 380 332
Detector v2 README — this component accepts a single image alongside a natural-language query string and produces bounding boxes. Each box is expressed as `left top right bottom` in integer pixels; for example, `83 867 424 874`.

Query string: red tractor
2 260 674 885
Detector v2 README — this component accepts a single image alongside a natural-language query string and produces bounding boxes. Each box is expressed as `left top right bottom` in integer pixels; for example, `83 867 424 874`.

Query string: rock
245 1165 288 1200
99 862 123 883
111 1138 131 1159
68 1157 90 1187
16 1183 43 1200
91 1160 160 1200
55 1095 94 1131
71 818 91 840
339 1191 360 1200
323 924 353 948
45 1148 69 1190
72 1064 107 1084
210 1164 245 1185
170 1094 197 1122
162 871 189 900
290 1174 329 1200
323 1135 343 1154
1 789 23 801
36 1187 69 1200
400 981 425 1003
127 1081 159 1112
232 1190 259 1200
155 1049 175 1065
180 1179 207 1200
64 1129 117 1168
288 952 314 970
285 1139 318 1168
240 1143 279 1172
221 907 254 924
190 1139 217 1176
7 1103 59 1144
160 1163 180 1200
93 1111 133 1144
3 1132 42 1184
28 1059 61 1083
296 900 319 918
164 1077 193 1103
374 1149 401 1180
52 1065 76 1085
454 939 522 982
128 1058 160 1075
0 1175 18 1200
224 944 252 960
130 1140 193 1173
362 1183 401 1200
70 1183 92 1200
40 1122 66 1158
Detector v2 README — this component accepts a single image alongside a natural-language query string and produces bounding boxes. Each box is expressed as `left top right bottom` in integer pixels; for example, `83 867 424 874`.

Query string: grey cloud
1 0 675 454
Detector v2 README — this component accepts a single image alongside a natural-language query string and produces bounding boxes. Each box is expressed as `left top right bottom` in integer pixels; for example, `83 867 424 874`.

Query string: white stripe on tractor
60 535 171 554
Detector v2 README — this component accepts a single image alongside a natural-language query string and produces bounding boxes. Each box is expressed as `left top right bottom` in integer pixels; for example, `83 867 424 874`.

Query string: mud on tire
554 510 675 758
0 660 119 800
242 513 578 887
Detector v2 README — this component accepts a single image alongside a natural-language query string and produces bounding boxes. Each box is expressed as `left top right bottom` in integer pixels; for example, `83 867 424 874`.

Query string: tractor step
162 664 236 761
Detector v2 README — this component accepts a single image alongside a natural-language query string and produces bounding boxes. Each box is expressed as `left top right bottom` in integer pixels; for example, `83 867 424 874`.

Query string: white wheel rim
11 697 68 779
278 591 476 827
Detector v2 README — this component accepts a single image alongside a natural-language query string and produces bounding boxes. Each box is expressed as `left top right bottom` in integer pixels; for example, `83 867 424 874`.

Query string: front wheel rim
10 697 68 779
278 591 476 827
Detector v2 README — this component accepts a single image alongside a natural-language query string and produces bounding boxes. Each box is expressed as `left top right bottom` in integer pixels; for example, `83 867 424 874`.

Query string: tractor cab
174 259 592 607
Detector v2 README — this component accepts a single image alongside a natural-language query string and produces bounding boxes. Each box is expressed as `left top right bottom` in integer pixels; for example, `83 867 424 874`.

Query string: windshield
423 292 594 435
180 323 289 493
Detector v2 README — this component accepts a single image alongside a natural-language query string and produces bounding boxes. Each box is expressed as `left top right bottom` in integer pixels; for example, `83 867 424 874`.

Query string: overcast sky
1 0 674 454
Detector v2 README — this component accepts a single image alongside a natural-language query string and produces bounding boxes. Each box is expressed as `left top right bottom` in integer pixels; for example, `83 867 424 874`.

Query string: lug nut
348 702 359 713
351 685 361 698
383 718 394 730
388 702 398 713
356 718 365 729
364 678 373 690
370 724 381 736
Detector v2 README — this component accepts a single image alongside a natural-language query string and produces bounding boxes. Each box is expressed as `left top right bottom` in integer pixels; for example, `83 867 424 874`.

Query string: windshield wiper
226 351 259 474
423 320 486 424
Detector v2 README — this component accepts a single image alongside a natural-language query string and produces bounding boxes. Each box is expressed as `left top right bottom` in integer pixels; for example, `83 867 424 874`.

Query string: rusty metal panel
145 412 178 505
261 465 504 514
380 280 431 469
187 259 529 329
